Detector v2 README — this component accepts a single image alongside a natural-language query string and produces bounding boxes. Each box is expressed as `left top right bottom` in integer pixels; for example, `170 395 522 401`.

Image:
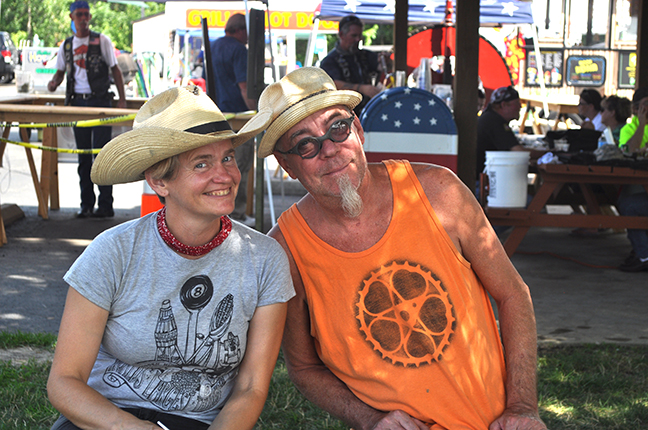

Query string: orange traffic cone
140 181 163 217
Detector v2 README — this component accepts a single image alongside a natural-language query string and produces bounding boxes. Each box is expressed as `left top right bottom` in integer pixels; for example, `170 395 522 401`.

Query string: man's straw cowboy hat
91 85 271 185
256 67 362 158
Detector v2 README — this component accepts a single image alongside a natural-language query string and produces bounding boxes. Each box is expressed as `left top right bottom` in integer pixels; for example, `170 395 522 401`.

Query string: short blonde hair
145 155 180 204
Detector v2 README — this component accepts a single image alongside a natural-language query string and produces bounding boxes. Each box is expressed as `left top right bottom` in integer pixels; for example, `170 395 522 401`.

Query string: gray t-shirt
64 213 294 424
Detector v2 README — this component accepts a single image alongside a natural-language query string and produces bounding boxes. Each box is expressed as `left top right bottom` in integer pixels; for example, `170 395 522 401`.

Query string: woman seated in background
578 88 606 132
47 85 294 430
600 95 632 144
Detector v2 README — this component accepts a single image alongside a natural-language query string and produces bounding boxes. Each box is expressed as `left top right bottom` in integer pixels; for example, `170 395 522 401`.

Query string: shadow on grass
538 344 648 429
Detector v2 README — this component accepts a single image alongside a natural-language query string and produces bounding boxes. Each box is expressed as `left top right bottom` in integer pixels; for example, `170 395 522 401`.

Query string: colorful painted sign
565 56 606 86
525 49 563 87
618 51 636 89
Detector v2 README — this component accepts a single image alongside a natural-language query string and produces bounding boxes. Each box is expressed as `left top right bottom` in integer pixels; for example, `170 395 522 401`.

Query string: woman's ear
145 172 169 198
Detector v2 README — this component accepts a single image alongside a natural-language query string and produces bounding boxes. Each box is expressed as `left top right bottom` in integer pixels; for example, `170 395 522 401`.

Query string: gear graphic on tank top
355 261 455 367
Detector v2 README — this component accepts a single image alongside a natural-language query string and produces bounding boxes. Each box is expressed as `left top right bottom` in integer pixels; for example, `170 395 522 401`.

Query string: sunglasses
277 114 355 159
74 11 90 17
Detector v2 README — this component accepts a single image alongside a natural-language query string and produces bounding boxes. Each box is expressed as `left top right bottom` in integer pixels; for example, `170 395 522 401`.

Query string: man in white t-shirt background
48 0 126 219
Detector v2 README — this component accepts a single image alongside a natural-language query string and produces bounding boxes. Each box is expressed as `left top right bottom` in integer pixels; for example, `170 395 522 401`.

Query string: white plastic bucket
484 151 530 208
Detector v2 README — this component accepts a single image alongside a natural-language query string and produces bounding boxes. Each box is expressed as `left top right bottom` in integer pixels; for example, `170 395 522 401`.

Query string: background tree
0 0 163 51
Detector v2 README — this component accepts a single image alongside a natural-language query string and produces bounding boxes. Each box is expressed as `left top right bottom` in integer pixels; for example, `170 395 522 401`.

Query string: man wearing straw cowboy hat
48 0 127 219
258 67 546 430
47 85 294 430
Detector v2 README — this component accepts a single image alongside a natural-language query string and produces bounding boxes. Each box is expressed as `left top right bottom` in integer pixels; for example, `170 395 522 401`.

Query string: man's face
339 24 363 52
70 8 91 35
274 106 367 199
500 98 521 122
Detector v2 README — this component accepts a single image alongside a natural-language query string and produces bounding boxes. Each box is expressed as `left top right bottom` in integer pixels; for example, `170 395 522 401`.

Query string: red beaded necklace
156 206 232 257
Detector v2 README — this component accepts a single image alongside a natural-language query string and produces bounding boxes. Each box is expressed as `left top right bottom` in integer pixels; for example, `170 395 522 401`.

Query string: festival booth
314 0 534 172
317 0 534 101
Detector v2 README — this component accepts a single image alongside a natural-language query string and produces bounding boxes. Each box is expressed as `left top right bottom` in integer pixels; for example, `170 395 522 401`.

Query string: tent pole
454 0 479 188
201 18 216 102
393 0 408 72
531 24 549 116
305 17 320 67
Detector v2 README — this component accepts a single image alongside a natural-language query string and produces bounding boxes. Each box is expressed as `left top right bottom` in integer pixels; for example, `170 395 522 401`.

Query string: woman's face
162 140 241 220
600 105 616 127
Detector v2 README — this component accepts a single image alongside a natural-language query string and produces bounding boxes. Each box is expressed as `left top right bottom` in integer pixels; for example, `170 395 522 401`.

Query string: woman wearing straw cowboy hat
47 85 294 430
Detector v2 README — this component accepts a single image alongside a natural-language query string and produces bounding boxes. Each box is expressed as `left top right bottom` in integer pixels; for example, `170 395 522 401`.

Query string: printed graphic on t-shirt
73 44 88 70
356 261 455 366
102 275 242 413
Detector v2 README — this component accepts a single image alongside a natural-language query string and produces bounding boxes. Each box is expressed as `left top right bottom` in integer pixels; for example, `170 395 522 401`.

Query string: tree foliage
0 0 164 51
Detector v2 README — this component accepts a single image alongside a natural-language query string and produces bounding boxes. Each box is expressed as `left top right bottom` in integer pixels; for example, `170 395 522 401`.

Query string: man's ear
145 172 169 198
273 154 297 180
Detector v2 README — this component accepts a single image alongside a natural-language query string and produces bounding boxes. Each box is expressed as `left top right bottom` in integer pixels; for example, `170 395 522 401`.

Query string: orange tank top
278 160 506 429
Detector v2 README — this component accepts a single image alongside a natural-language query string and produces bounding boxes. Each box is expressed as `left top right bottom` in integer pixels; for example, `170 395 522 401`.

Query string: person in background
476 85 545 180
47 0 126 219
477 88 486 114
319 15 383 115
619 86 648 154
47 85 294 429
578 89 605 132
600 95 632 144
257 67 546 430
615 86 648 272
616 188 648 272
205 13 257 227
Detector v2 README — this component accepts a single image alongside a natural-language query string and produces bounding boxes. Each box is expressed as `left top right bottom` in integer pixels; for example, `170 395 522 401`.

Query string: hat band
185 120 232 135
275 89 333 122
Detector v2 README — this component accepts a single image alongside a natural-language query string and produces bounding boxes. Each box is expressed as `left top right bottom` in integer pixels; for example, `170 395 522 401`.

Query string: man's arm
333 80 383 99
48 70 65 92
110 64 127 109
268 225 428 430
413 164 546 430
237 81 257 111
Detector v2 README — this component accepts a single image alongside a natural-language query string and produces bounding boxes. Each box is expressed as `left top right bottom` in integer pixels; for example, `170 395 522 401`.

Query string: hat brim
258 90 361 158
91 108 272 185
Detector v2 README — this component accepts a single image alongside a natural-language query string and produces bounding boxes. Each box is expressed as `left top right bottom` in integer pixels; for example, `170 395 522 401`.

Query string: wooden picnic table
484 163 648 256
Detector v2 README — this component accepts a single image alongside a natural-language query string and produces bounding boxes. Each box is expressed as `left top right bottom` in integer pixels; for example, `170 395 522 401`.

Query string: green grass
537 344 648 429
0 332 57 350
1 331 647 429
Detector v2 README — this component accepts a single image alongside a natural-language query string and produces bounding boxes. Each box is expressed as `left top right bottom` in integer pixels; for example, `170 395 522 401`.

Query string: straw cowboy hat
91 85 272 185
257 67 362 158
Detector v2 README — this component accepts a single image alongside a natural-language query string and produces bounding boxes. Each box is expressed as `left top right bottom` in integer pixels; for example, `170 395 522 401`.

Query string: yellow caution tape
0 111 256 129
0 110 258 154
0 137 100 154
0 113 137 129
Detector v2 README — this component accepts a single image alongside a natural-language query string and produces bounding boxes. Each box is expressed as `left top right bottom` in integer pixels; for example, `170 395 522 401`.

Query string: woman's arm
47 287 160 430
207 302 288 430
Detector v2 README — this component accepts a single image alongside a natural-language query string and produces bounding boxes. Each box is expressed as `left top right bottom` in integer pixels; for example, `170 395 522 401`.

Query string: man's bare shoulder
409 162 464 194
